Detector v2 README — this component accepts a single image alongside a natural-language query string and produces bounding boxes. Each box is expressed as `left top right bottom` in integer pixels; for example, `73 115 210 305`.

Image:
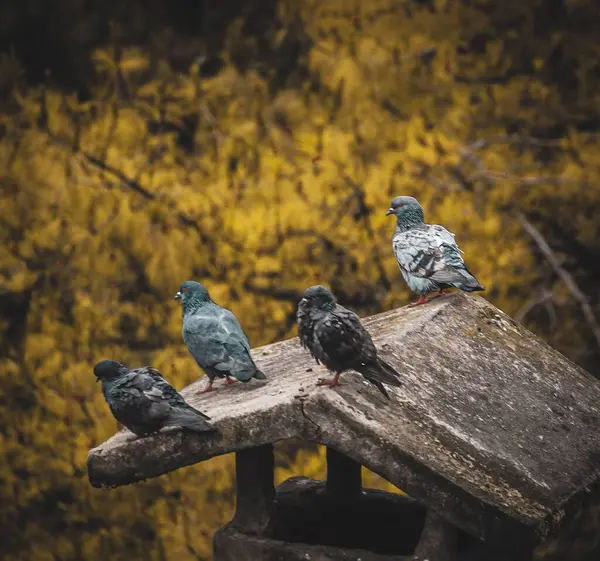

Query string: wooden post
326 447 362 496
232 444 274 535
413 510 457 561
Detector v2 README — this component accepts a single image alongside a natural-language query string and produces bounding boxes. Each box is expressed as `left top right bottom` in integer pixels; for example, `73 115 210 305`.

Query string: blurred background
1 0 600 559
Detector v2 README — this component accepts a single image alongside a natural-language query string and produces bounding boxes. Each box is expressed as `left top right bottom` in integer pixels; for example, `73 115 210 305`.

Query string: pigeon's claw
316 373 342 388
224 376 237 385
199 380 214 394
408 296 431 307
428 289 449 301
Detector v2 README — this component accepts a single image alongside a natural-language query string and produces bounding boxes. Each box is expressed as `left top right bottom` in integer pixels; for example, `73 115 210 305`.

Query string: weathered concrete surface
88 293 600 542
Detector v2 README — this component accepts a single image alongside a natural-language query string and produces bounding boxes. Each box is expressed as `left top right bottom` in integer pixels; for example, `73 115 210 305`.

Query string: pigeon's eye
182 287 188 293
396 203 404 208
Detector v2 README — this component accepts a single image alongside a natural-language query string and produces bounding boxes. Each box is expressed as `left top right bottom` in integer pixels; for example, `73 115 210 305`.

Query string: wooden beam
413 510 457 561
232 444 274 535
326 447 362 496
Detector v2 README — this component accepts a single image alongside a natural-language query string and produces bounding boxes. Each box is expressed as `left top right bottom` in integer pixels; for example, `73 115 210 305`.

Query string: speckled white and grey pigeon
175 280 266 393
386 196 484 306
93 360 215 437
297 285 402 399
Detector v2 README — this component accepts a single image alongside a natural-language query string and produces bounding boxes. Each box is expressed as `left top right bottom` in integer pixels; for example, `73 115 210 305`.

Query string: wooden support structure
87 293 600 561
326 447 362 496
413 511 458 561
232 444 274 535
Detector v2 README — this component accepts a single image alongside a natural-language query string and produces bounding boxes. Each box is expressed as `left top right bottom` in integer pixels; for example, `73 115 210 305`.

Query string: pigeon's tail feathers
231 364 267 382
456 268 485 292
185 404 212 420
370 357 403 387
434 267 485 292
460 282 485 292
165 408 216 433
369 378 391 400
357 357 402 398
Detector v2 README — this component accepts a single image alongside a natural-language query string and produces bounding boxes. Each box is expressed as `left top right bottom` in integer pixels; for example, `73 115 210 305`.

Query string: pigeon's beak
299 298 308 305
385 208 394 216
174 291 182 300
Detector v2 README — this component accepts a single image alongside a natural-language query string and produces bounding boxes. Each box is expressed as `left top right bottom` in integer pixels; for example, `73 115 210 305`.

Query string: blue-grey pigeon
386 196 484 306
175 280 266 393
93 360 215 437
297 285 402 399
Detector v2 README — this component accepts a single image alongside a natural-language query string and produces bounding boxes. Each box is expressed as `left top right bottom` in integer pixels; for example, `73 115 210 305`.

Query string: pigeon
297 285 402 399
175 280 266 393
386 196 484 306
93 360 215 437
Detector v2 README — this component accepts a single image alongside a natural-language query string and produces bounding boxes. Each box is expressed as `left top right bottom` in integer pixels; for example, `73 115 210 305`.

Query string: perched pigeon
93 360 215 437
175 280 266 393
297 285 402 399
386 196 484 306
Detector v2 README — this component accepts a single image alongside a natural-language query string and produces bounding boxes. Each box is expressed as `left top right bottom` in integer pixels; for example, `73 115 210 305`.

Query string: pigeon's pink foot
224 376 237 385
199 381 214 394
408 296 430 307
316 373 341 388
428 289 449 301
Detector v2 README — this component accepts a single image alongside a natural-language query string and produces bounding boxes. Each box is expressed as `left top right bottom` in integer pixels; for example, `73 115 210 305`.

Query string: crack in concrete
296 397 321 437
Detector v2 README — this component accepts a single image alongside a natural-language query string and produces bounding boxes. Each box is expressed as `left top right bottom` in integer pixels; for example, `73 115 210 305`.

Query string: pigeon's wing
183 313 232 366
113 371 153 393
139 367 187 407
427 225 475 284
184 308 258 377
139 366 211 419
214 308 262 379
220 308 251 349
393 225 467 283
315 307 373 367
122 370 172 420
105 372 169 429
296 308 317 357
112 369 212 431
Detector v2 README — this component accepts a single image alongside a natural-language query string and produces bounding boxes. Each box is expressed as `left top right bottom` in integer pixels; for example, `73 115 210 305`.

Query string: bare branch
464 135 562 153
82 153 156 200
517 213 600 348
515 288 554 324
425 136 600 349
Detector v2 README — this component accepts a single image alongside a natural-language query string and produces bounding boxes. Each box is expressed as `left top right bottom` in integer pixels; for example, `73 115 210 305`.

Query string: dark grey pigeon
93 360 215 437
297 285 402 399
175 280 266 393
386 196 484 306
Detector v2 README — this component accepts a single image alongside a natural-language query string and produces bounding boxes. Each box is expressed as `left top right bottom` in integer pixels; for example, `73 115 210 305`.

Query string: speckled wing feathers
142 367 210 419
393 224 482 294
297 303 402 398
394 226 460 278
103 367 214 436
315 308 375 371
